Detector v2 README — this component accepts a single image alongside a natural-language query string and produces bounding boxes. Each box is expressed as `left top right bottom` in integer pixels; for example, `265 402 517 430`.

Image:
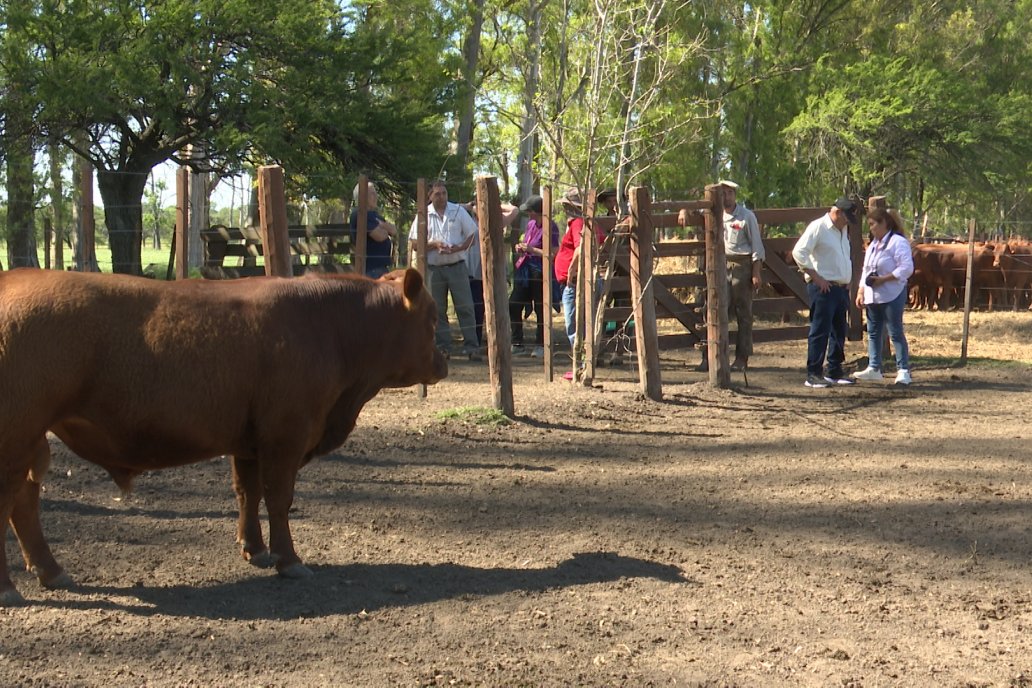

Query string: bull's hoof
0 587 26 606
245 549 277 569
277 563 314 579
36 569 75 590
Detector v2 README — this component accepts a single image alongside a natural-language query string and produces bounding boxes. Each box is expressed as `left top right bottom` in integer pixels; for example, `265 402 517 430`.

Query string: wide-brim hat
596 188 618 203
559 189 583 208
718 179 739 189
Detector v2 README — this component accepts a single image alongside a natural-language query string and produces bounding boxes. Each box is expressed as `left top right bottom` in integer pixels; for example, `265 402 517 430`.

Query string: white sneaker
894 369 912 385
852 367 883 381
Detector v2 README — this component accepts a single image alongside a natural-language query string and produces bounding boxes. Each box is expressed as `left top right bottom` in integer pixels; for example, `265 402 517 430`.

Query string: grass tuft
435 406 512 426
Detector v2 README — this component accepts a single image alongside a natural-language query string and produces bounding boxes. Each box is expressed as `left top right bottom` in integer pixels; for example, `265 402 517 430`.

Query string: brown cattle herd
909 238 1032 311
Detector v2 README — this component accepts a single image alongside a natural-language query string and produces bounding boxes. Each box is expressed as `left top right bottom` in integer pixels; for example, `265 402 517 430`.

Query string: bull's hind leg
231 456 274 568
10 450 74 591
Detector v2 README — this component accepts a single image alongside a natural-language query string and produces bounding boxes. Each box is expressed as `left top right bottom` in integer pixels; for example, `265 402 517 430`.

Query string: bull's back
0 271 307 465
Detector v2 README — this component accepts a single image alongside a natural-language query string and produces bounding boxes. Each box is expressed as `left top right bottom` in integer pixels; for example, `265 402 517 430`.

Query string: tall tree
1 0 39 267
4 0 453 274
454 0 487 178
785 0 1032 220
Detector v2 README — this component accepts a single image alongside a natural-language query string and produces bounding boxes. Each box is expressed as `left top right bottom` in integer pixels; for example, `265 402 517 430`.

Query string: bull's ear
402 268 424 308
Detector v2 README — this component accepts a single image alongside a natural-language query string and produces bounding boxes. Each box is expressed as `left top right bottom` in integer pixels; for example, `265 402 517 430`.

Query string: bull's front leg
258 451 311 579
10 448 74 591
231 456 274 569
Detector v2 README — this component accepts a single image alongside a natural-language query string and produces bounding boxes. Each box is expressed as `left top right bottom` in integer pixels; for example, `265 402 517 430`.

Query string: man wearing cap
702 180 765 372
409 179 480 357
792 197 859 388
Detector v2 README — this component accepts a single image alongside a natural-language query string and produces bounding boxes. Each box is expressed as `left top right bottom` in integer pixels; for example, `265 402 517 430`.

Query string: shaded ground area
3 311 1032 687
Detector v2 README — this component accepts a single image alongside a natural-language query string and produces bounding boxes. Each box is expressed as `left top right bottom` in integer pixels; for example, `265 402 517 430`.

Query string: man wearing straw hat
697 180 765 372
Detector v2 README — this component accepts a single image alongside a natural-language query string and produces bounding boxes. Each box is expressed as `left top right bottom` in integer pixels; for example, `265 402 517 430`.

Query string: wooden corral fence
198 224 353 278
185 171 396 279
574 186 865 396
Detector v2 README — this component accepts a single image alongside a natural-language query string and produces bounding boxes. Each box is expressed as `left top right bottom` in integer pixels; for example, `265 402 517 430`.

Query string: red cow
910 243 1000 311
0 268 447 604
992 239 1032 310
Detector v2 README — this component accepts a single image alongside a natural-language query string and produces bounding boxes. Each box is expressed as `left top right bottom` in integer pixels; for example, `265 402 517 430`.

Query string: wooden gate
588 196 864 363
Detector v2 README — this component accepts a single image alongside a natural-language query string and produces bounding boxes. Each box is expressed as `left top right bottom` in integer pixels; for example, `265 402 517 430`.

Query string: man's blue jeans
806 283 849 377
562 284 577 348
865 289 909 371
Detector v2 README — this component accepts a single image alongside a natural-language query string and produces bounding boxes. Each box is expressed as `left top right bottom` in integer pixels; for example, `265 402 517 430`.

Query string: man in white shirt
792 197 858 388
409 180 479 356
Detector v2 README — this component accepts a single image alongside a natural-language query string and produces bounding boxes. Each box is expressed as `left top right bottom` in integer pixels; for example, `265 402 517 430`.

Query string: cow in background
0 267 447 605
992 239 1032 310
909 243 1002 311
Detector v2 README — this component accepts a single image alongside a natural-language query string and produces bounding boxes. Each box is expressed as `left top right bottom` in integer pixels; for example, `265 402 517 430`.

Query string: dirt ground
3 310 1032 687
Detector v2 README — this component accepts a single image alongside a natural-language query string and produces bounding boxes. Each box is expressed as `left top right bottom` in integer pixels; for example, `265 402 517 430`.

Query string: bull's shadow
52 551 688 620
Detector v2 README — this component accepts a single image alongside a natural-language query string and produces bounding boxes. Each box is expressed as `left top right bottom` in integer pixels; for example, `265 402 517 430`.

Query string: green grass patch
435 406 512 426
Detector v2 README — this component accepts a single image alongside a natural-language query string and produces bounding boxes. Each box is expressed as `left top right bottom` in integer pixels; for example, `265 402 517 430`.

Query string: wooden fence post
78 157 97 272
415 179 428 274
704 184 731 387
629 187 662 400
355 174 369 276
175 166 190 280
415 178 429 399
960 218 977 365
541 186 555 381
257 165 293 278
580 189 598 385
847 198 865 341
477 175 514 417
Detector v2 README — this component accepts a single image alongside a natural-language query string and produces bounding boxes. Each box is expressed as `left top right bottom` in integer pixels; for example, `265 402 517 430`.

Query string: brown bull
0 267 447 604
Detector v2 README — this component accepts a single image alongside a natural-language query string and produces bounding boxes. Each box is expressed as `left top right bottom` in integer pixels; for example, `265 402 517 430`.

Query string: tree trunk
150 171 163 250
188 144 210 271
98 168 148 275
50 140 66 270
517 2 543 202
454 0 485 175
6 136 39 268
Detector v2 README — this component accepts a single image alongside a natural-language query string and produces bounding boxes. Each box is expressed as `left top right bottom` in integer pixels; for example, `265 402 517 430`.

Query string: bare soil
3 310 1032 687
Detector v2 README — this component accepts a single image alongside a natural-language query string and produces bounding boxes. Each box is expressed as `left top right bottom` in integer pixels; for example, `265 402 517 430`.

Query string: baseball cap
833 196 859 223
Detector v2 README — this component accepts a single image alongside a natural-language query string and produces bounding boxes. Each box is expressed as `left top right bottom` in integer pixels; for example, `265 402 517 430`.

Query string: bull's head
383 268 448 387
